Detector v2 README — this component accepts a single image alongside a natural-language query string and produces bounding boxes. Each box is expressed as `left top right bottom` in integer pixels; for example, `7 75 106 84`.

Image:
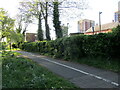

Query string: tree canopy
0 8 24 44
0 8 15 41
19 0 52 41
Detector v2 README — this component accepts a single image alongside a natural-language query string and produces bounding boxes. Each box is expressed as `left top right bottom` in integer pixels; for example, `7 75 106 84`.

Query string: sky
68 0 120 33
0 0 120 38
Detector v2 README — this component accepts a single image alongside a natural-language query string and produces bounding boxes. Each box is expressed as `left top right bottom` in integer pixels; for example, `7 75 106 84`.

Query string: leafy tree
19 1 43 41
112 25 120 36
10 30 24 43
19 0 88 40
52 0 88 39
0 8 15 41
0 8 25 50
53 1 63 38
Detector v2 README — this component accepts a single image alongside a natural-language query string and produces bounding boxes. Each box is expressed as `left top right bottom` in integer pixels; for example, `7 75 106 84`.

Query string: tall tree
22 14 33 36
0 8 15 41
0 8 24 50
37 13 43 41
15 14 23 34
19 0 43 41
41 2 51 40
53 1 63 38
45 2 51 40
15 13 33 37
19 0 52 41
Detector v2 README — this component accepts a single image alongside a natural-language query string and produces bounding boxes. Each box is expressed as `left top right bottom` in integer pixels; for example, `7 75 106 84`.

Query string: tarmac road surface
16 51 119 88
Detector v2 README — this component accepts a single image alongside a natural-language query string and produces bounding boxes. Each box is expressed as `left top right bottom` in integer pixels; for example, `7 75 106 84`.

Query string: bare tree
15 13 33 36
19 0 52 40
18 0 88 40
59 0 88 20
40 1 51 40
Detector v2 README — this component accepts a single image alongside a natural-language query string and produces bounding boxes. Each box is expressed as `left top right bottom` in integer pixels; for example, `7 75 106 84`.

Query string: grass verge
70 57 119 73
1 51 21 57
2 51 78 89
23 51 119 73
35 51 119 73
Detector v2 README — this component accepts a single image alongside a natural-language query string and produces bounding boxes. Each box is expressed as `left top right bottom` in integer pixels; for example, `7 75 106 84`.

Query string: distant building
85 22 120 35
26 33 37 42
118 1 120 11
114 1 120 22
78 19 95 33
114 11 120 22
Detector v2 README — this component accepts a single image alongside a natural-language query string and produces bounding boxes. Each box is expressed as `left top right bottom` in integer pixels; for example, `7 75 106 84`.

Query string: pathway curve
16 51 119 88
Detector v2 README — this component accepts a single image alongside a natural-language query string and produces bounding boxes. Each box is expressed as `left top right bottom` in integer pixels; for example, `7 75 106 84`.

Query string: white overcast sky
0 0 120 35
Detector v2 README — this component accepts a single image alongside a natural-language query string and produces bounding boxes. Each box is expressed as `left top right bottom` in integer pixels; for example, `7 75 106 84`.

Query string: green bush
0 42 7 50
83 33 110 57
12 43 18 49
62 35 84 60
19 26 120 61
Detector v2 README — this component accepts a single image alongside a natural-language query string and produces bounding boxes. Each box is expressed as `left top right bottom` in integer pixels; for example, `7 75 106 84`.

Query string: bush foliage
0 42 8 50
20 26 120 60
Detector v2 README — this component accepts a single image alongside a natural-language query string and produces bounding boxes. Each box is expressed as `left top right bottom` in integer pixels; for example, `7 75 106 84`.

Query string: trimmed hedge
20 26 120 60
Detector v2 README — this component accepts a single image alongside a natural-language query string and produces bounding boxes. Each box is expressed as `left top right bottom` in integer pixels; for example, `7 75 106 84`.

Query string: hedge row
20 26 120 60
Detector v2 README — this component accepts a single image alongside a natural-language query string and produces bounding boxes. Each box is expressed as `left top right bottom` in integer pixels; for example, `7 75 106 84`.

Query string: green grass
70 57 119 73
2 51 78 89
8 48 21 51
1 51 21 57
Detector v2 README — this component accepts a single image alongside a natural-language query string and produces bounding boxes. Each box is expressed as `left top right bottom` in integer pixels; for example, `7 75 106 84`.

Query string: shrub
62 35 84 60
19 26 120 61
12 43 18 49
0 42 7 50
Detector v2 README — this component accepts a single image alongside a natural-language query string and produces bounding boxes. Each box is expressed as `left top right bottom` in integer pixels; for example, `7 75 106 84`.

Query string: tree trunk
37 13 43 41
45 2 51 40
53 1 63 39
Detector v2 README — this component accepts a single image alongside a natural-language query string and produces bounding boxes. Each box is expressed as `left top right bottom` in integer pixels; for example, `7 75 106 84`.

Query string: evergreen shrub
20 26 120 61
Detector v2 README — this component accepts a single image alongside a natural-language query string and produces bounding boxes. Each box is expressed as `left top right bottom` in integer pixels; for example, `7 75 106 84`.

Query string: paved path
16 51 119 88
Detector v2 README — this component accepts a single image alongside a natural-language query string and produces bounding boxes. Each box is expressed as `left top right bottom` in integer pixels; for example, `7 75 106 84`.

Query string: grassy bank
72 57 119 73
2 51 78 89
38 52 119 73
1 50 21 57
